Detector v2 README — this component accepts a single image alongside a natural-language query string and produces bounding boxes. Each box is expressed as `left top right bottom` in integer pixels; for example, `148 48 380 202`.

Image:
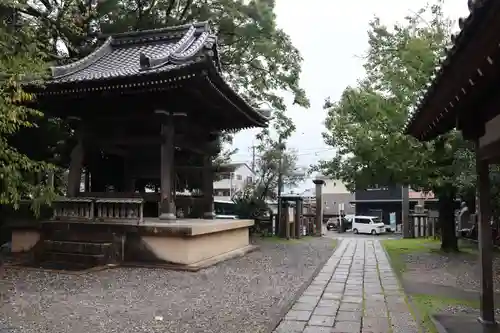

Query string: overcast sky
229 0 468 192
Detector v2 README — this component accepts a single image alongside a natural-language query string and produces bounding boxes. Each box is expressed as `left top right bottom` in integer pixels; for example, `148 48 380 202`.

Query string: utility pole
276 136 284 237
251 144 256 172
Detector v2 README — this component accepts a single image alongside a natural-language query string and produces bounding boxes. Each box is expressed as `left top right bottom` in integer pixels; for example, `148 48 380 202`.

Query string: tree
317 1 474 251
0 2 56 213
232 114 304 221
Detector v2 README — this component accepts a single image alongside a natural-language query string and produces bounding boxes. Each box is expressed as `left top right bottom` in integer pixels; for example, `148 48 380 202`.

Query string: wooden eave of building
405 0 500 141
28 22 270 131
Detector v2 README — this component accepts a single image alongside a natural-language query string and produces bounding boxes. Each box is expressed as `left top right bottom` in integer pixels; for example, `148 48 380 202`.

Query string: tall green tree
0 2 56 212
318 1 474 251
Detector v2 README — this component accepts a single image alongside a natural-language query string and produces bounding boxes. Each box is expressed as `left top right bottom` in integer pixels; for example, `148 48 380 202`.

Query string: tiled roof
404 0 494 139
49 22 218 84
39 22 271 129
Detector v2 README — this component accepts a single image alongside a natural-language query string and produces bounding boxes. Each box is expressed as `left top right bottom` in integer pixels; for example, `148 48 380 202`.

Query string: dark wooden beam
86 134 216 154
414 3 500 138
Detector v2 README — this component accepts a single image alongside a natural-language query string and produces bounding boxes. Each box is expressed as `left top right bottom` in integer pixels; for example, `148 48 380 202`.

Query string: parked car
351 216 386 235
326 215 353 232
326 218 339 231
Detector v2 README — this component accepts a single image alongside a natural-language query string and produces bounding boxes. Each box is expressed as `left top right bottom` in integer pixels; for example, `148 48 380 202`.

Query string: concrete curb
267 237 341 333
430 314 449 333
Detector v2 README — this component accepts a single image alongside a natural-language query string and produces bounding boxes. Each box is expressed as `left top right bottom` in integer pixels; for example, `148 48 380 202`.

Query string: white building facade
213 163 255 201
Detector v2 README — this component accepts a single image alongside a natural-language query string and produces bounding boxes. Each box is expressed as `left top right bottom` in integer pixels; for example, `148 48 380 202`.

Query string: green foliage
318 1 474 196
0 4 57 214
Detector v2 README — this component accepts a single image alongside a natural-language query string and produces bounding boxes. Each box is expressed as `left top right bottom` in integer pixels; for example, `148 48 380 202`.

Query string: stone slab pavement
273 239 420 333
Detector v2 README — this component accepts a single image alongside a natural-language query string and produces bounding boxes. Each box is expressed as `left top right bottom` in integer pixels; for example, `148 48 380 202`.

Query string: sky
229 0 469 193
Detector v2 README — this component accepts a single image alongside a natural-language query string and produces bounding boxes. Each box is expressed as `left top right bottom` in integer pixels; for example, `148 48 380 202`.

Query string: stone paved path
274 239 420 333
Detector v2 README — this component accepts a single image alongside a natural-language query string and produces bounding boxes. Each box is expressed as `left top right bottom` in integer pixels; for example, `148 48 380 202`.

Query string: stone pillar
477 154 496 326
312 179 325 237
67 140 84 197
203 155 215 219
402 185 410 238
159 113 176 221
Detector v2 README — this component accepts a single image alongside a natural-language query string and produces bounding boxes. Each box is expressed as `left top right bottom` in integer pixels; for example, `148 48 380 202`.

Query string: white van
352 216 386 235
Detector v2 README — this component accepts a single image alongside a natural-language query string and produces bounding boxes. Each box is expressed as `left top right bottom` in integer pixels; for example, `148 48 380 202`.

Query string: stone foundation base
9 219 255 270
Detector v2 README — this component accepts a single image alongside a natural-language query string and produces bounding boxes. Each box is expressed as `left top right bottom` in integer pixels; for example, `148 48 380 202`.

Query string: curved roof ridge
110 21 210 41
51 37 113 79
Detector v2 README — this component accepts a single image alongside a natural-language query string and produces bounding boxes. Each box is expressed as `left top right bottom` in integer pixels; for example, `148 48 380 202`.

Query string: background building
303 176 355 218
213 163 255 201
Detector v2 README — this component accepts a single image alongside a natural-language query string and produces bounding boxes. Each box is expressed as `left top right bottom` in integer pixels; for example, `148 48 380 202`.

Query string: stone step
43 240 113 256
44 251 107 266
44 229 119 243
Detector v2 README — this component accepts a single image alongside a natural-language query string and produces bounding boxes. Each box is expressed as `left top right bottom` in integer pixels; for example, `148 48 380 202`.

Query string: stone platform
9 218 256 271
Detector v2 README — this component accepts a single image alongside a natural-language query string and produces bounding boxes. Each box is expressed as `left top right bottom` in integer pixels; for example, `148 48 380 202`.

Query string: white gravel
404 251 500 291
0 238 334 333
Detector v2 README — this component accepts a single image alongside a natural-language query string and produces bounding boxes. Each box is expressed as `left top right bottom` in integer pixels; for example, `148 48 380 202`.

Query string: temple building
406 0 500 331
10 22 270 270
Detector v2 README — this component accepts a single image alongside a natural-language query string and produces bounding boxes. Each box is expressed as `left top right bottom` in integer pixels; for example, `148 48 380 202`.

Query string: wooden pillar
158 113 176 221
84 169 90 192
313 179 325 236
477 154 496 326
203 155 215 219
284 202 290 240
123 158 135 192
67 140 84 197
295 199 302 238
47 171 55 188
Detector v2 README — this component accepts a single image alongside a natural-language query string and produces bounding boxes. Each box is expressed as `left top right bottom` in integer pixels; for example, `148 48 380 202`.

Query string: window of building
246 176 253 184
236 174 242 180
366 184 388 191
222 190 231 197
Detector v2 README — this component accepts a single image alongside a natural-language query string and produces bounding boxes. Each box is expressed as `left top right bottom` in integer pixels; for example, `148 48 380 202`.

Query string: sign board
389 212 397 232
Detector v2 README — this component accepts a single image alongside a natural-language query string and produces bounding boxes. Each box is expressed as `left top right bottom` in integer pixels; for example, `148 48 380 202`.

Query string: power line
231 147 336 158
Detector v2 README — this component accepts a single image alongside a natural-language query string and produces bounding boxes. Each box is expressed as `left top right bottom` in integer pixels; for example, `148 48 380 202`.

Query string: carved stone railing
50 196 144 224
53 197 94 221
95 198 144 223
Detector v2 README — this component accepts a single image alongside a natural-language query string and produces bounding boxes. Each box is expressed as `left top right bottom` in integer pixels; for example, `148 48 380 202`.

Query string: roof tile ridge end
170 31 211 62
139 25 197 70
51 37 113 79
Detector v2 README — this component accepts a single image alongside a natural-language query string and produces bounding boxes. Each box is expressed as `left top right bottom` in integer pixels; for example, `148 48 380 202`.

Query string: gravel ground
0 237 334 333
442 305 500 315
403 250 500 292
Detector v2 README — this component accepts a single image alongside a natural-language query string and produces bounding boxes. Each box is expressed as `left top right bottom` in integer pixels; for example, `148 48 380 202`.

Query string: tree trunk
437 185 458 252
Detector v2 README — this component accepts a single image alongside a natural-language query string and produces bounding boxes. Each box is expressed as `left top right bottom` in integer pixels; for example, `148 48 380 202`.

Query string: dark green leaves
318 0 474 194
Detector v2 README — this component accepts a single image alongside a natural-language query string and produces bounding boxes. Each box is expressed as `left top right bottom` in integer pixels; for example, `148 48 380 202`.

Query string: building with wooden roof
10 22 269 270
406 0 500 330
